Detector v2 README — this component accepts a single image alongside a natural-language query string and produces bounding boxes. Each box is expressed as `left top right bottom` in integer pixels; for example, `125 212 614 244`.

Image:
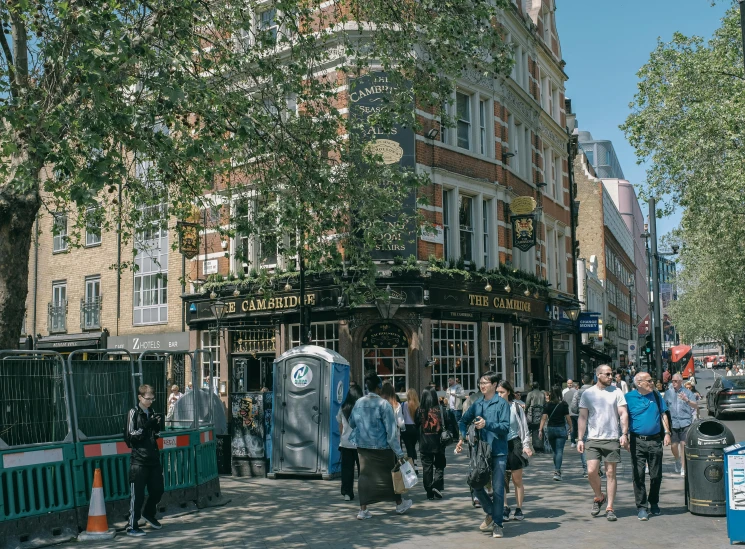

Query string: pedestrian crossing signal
644 334 653 355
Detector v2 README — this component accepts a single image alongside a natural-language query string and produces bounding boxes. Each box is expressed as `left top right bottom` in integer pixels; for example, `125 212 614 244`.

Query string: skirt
357 448 398 506
506 437 527 471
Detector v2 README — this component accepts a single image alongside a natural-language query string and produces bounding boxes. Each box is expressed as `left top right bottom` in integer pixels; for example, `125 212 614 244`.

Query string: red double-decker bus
671 344 695 379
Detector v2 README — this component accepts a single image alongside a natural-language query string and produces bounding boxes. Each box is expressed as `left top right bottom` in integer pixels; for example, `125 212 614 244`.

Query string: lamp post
376 285 403 320
565 305 581 381
210 297 227 392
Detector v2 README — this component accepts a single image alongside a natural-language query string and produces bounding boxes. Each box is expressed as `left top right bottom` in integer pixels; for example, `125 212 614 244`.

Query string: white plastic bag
400 458 418 490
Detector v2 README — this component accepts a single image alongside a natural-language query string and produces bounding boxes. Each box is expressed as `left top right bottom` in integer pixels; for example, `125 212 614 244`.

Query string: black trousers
630 435 663 509
340 447 359 498
421 452 446 496
128 462 164 528
570 416 578 444
401 426 418 462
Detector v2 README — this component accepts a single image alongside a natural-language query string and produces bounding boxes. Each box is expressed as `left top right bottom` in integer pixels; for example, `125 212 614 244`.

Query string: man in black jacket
125 384 164 537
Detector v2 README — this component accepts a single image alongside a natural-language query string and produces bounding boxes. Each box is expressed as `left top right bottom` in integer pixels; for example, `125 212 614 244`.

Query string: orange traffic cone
77 467 116 541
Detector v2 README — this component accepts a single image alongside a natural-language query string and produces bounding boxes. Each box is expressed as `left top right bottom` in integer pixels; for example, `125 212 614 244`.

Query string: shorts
585 439 621 463
671 426 690 444
506 437 527 471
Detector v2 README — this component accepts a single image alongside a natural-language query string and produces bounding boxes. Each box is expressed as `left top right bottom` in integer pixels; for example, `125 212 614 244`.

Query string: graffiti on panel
231 392 265 458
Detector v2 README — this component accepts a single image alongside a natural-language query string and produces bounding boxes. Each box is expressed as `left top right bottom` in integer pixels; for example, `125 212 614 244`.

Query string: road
694 368 745 442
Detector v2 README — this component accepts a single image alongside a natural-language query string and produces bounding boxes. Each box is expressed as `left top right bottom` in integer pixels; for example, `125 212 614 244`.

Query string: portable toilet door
273 351 326 475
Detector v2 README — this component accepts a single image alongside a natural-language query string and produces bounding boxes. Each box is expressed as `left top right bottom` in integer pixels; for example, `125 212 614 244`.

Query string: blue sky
555 0 731 237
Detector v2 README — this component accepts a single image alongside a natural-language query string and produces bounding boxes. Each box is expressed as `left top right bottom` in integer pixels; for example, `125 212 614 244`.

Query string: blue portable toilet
269 345 349 480
724 442 745 544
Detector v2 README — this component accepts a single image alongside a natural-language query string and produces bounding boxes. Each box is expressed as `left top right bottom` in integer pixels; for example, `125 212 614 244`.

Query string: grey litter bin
684 418 736 516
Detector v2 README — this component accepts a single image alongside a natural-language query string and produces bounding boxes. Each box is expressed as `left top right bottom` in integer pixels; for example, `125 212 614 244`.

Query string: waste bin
724 442 745 544
269 345 349 480
684 418 735 516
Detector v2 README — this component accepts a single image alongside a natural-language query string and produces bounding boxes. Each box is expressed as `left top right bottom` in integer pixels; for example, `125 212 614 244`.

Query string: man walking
626 372 671 520
446 377 465 423
664 373 697 476
125 384 165 537
577 364 629 522
571 373 594 477
563 380 578 447
456 371 510 539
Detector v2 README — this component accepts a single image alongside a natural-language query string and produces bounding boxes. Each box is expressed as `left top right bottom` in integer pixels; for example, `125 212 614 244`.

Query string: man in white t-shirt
577 364 629 522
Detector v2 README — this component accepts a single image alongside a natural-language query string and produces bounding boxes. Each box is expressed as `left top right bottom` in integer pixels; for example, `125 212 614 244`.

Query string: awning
35 332 105 351
580 344 612 363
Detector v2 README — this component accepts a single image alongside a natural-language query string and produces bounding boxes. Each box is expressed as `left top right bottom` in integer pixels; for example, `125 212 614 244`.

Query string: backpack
528 405 544 425
467 430 493 489
123 409 133 448
570 387 586 416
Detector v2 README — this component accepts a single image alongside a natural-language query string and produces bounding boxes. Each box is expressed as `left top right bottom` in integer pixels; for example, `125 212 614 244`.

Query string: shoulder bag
439 405 454 447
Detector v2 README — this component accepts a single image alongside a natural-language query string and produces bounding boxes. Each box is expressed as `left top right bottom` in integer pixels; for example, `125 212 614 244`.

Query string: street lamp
565 306 580 322
209 298 227 393
376 285 403 320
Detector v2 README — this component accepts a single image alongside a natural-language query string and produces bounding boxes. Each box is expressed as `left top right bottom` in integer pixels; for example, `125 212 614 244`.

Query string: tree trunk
0 180 40 351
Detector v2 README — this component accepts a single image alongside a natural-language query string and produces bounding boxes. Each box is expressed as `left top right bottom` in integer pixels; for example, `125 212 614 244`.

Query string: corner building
184 0 578 399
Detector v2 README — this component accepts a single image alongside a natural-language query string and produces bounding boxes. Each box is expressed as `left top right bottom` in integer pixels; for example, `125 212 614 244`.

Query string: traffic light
644 334 653 356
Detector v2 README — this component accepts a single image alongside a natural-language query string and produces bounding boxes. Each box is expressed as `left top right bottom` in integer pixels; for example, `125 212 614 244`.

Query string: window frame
513 326 524 389
53 213 68 253
458 194 475 264
456 91 472 150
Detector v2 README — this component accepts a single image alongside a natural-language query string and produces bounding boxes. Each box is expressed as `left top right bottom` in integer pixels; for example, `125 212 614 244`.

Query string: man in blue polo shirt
625 372 671 521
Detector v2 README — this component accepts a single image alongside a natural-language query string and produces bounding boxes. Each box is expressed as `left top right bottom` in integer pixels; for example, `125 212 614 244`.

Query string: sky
554 0 731 238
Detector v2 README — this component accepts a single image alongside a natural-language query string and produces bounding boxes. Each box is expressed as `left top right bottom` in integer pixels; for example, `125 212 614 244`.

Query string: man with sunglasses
625 372 671 520
664 373 698 476
125 384 165 537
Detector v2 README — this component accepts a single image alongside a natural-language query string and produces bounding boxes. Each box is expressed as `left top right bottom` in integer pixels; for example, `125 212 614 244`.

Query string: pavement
59 440 735 549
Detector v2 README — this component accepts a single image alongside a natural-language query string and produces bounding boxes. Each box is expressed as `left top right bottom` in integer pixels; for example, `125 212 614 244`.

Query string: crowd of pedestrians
336 363 695 538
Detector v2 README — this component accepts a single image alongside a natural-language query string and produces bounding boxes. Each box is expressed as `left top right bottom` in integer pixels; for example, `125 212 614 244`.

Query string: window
440 102 449 145
513 327 524 389
553 153 562 198
459 194 474 263
133 204 168 325
85 207 101 246
200 331 220 388
291 322 339 351
53 213 67 252
82 276 101 330
235 194 279 269
479 99 487 155
364 348 407 392
606 150 612 165
443 189 451 260
585 150 594 166
49 282 67 333
431 322 478 392
483 200 490 268
258 7 278 44
546 226 555 286
488 323 506 381
456 92 471 150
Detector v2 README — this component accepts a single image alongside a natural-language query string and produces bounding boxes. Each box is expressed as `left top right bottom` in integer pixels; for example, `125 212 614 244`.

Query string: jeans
630 435 663 509
340 447 359 498
547 426 568 472
401 426 418 462
453 409 463 424
570 416 578 444
421 452 446 496
473 455 507 527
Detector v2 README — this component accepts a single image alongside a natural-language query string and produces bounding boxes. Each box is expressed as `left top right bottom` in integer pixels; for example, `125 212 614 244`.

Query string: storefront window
290 322 339 351
513 326 524 389
431 322 478 392
363 348 408 392
488 323 506 381
200 331 220 389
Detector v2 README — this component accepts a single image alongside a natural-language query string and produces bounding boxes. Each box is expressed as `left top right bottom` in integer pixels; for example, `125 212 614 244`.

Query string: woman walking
381 382 405 441
349 372 412 519
539 384 572 481
401 388 419 466
496 380 533 522
337 384 362 501
415 388 454 500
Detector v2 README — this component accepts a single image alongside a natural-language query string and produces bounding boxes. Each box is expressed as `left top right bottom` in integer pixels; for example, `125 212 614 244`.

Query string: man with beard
577 364 629 522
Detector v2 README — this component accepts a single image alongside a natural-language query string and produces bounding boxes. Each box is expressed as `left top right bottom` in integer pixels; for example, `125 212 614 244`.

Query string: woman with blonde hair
401 388 419 465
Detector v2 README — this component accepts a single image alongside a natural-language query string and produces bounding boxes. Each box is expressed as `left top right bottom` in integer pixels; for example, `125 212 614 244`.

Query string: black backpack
467 430 493 489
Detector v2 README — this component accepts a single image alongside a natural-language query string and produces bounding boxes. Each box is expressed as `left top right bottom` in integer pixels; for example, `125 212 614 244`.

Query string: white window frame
443 189 451 260
50 281 67 333
483 200 490 268
513 326 524 389
458 194 475 264
85 206 102 247
488 323 506 381
133 203 168 326
479 99 487 156
363 347 408 393
456 91 472 150
53 213 67 252
83 276 101 330
200 331 220 388
431 321 478 393
257 6 278 45
290 321 339 351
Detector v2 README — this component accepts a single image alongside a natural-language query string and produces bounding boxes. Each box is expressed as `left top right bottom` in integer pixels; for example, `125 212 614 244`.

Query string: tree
0 0 513 349
621 1 745 348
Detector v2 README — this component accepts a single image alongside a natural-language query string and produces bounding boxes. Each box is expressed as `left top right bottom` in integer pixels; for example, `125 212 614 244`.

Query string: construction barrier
0 349 227 548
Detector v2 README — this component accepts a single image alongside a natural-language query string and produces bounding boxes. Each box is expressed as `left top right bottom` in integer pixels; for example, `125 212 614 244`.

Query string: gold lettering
305 294 315 305
241 300 249 312
267 298 275 309
469 294 476 306
289 296 298 307
227 302 236 314
249 300 256 311
256 299 266 310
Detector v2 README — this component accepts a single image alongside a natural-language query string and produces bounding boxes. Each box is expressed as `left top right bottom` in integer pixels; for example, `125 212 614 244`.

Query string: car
706 376 745 419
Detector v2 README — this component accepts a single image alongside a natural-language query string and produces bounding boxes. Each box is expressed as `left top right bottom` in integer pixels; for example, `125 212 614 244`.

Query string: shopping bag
392 464 407 494
400 458 418 490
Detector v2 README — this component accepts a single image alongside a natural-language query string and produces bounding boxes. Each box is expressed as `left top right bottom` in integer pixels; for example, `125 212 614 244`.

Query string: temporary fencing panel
73 440 133 507
158 434 194 491
0 352 73 449
195 430 218 485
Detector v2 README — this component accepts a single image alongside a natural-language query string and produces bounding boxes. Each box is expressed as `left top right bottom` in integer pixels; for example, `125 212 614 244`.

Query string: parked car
706 376 745 419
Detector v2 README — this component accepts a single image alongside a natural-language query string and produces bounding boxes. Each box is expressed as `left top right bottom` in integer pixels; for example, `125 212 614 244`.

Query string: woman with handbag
497 380 533 522
539 384 572 481
415 388 453 500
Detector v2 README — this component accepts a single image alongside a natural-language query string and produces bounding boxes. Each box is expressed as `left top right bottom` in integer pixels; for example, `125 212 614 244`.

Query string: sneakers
650 504 661 516
432 488 443 500
141 515 162 530
473 496 482 508
344 495 351 502
553 471 562 481
395 499 413 514
637 508 649 521
606 508 617 521
674 460 681 473
479 515 494 531
503 507 511 522
513 508 524 521
492 524 504 538
571 443 576 448
356 509 372 520
582 471 588 478
591 494 607 517
126 528 146 537
681 468 686 477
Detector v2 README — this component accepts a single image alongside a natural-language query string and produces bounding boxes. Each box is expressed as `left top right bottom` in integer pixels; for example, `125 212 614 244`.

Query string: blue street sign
578 312 600 333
